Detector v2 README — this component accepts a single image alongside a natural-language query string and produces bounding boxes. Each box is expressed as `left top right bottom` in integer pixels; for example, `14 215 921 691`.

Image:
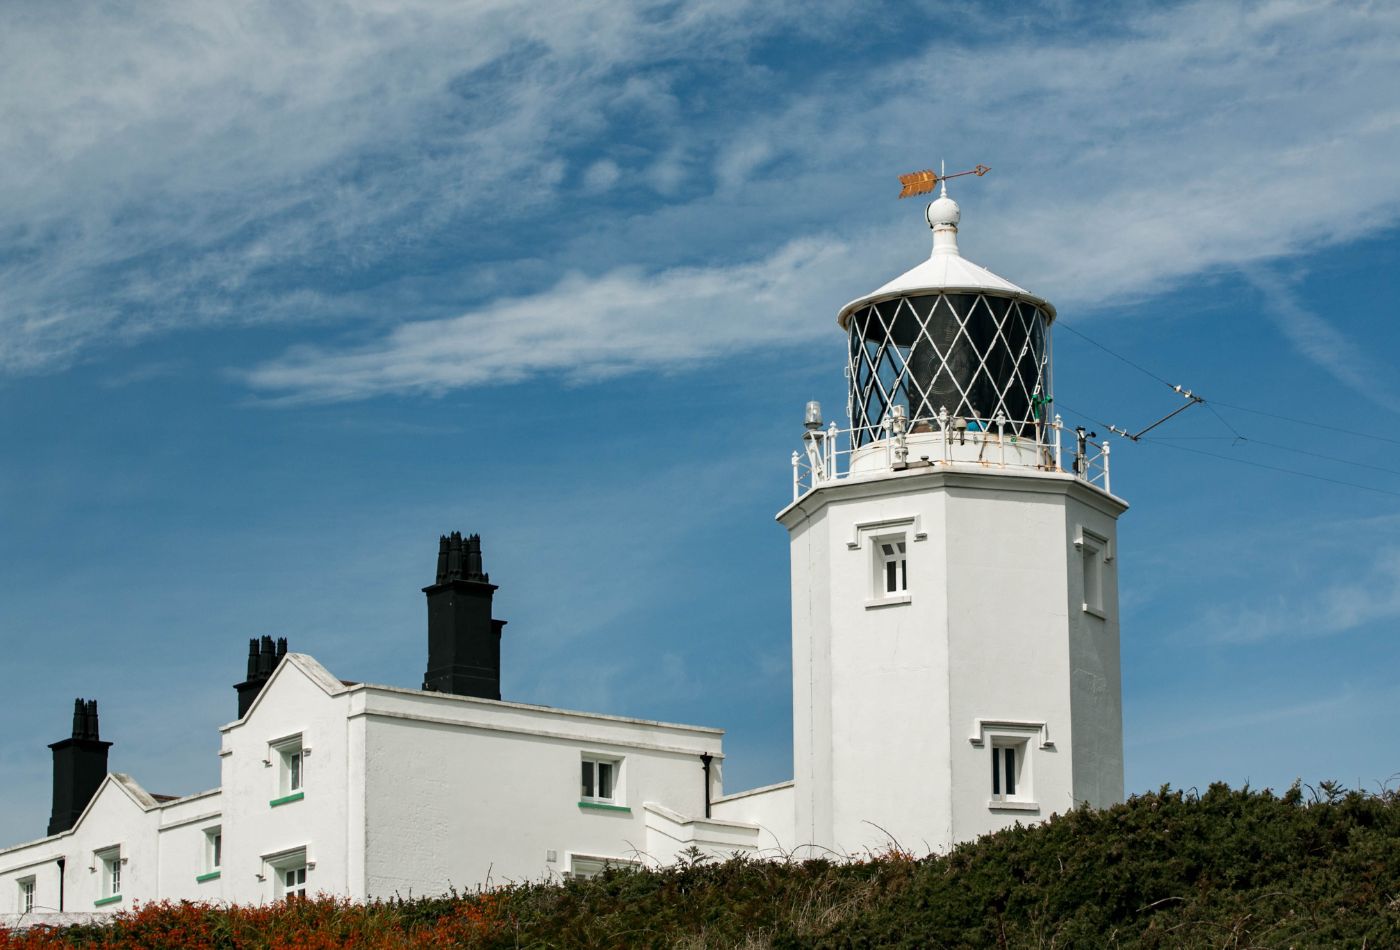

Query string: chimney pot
423 531 504 699
48 699 112 836
235 636 291 719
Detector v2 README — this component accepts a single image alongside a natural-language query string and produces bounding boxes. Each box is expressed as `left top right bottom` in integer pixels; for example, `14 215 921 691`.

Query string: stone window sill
865 594 912 610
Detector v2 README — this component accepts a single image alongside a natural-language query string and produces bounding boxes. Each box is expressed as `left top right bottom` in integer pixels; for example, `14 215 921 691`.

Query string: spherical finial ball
926 194 960 229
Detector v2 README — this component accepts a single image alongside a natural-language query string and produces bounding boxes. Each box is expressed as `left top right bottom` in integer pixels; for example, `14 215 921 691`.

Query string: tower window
1076 529 1108 617
880 541 908 595
991 744 1023 800
973 720 1045 812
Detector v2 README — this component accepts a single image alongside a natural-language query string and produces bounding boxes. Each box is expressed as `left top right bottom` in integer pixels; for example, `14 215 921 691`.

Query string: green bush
5 783 1397 948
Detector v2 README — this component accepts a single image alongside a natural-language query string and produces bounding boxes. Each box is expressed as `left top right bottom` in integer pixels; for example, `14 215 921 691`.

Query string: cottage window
580 756 620 803
270 735 305 802
97 847 122 899
265 847 310 900
18 877 35 914
566 854 640 880
206 827 223 872
282 865 308 899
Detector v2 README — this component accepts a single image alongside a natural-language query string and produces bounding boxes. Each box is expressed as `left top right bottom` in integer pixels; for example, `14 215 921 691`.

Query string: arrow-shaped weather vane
897 163 990 199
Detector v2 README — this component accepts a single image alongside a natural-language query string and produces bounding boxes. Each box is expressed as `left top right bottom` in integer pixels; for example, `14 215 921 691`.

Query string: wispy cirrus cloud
1178 514 1400 645
5 1 1400 400
0 0 811 371
1242 267 1400 414
242 0 1400 402
243 237 859 401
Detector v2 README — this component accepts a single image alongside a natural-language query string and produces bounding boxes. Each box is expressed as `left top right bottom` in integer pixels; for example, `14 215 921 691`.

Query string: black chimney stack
423 532 504 699
48 699 112 836
234 635 289 718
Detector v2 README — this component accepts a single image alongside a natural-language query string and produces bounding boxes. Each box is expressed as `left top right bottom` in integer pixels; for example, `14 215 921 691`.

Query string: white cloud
244 236 855 400
582 159 622 193
244 0 1400 401
1242 267 1400 414
6 0 1400 396
0 0 806 371
1190 524 1400 644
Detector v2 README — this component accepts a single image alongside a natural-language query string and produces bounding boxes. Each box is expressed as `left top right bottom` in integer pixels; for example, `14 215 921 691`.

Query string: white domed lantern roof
837 185 1055 328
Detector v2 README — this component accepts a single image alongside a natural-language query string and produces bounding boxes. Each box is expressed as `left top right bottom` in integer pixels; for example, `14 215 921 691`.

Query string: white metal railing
790 412 1111 500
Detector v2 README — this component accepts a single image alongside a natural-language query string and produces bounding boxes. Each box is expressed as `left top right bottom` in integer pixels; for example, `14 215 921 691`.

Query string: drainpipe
699 753 713 818
56 857 65 912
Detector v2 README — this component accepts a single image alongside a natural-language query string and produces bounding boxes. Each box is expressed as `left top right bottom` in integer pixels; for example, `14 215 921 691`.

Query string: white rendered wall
217 654 355 904
357 685 724 893
153 790 223 900
710 780 795 855
780 465 1126 857
1063 495 1126 808
1 652 733 919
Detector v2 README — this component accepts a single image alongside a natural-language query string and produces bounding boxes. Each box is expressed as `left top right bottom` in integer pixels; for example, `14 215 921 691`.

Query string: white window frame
848 517 925 609
262 847 312 901
18 876 35 914
565 853 641 880
580 754 622 805
269 734 306 798
969 719 1049 813
281 864 308 900
1075 527 1110 618
878 539 908 596
867 532 912 608
204 826 223 873
990 740 1028 804
96 847 122 898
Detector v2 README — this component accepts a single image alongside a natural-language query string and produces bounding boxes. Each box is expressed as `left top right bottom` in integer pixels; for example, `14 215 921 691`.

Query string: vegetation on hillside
4 783 1397 948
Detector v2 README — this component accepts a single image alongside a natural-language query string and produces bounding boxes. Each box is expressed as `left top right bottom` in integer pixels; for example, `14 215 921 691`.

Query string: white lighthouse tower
779 179 1127 856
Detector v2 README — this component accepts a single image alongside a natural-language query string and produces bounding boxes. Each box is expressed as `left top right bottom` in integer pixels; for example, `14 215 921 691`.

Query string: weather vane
897 161 991 199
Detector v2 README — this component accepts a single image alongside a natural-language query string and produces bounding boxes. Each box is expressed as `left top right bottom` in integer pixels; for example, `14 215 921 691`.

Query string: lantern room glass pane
846 292 1050 446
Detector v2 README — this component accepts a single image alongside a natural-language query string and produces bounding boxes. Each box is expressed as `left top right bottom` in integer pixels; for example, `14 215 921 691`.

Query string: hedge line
4 782 1397 948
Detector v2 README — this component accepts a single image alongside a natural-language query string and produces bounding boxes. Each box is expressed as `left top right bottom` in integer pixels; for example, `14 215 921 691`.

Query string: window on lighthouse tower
879 541 908 595
991 742 1026 801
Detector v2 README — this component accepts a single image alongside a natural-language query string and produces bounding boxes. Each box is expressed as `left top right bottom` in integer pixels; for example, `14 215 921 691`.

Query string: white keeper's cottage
1 185 1126 922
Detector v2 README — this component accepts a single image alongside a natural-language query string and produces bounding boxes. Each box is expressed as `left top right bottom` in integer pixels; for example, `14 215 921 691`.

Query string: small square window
283 865 307 899
18 877 35 914
265 848 310 900
580 756 620 803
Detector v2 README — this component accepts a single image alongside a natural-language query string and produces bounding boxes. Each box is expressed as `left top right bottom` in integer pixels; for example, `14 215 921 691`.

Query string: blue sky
3 0 1400 847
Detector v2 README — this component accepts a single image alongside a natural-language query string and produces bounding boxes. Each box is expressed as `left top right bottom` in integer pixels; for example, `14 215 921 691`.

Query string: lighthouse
779 178 1127 855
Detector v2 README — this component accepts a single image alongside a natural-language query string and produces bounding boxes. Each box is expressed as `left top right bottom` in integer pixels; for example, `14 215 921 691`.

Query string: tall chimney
48 699 112 836
234 635 289 718
423 532 505 699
